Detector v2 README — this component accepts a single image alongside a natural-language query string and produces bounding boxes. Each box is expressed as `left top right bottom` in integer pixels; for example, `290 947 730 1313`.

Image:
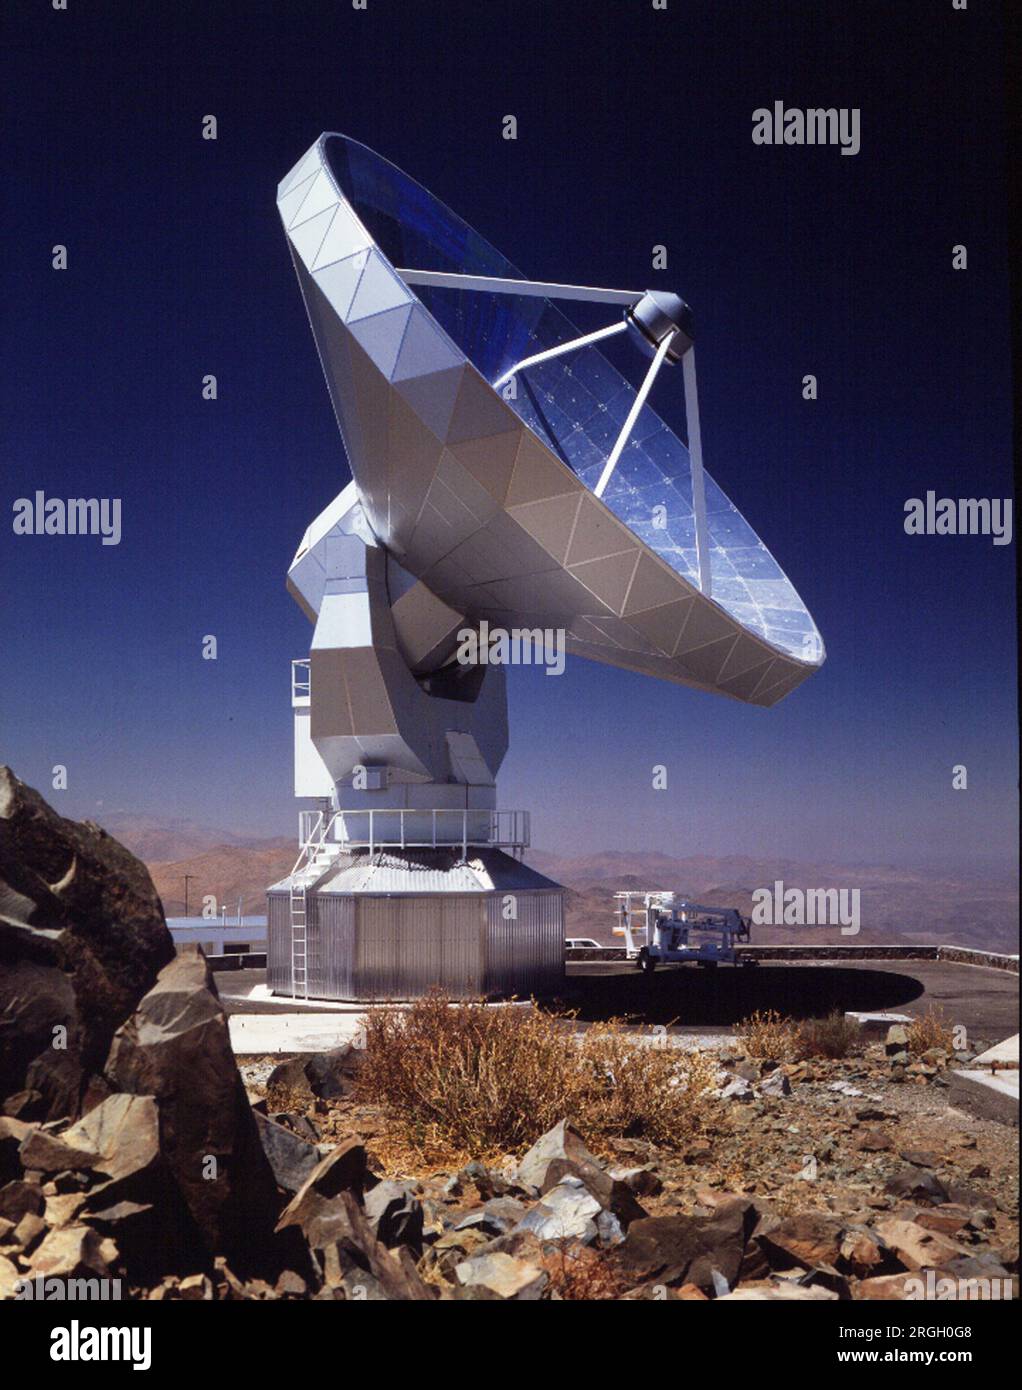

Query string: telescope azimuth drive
267 133 825 1002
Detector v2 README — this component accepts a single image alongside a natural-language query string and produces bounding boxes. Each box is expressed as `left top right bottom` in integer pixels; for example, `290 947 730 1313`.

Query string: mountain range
95 813 1018 953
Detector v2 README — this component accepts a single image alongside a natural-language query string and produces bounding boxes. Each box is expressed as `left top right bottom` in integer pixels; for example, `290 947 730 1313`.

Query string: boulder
607 1164 663 1198
57 1092 160 1194
26 1223 118 1281
453 1196 527 1239
253 1111 320 1195
515 1176 603 1245
760 1211 844 1271
363 1180 424 1254
884 1169 948 1206
454 1250 547 1300
872 1218 969 1272
104 948 283 1274
616 1197 757 1290
266 1045 362 1103
313 1190 433 1300
275 1138 370 1247
0 1179 45 1224
0 1117 36 1180
515 1120 646 1224
0 768 174 1121
758 1071 791 1098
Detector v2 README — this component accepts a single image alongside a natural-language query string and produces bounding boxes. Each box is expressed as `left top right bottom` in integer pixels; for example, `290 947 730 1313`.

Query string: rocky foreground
1 766 1017 1301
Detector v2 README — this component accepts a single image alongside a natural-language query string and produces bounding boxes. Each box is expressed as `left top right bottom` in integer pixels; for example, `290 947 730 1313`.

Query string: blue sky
2 0 1016 872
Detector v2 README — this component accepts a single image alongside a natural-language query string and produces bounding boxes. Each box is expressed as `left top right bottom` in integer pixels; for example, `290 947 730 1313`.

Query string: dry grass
737 1008 862 1061
353 992 718 1163
796 1010 862 1060
539 1243 629 1300
735 1009 802 1061
906 1007 956 1056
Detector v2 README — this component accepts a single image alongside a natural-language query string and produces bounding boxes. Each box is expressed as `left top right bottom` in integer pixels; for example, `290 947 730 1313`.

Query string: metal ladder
287 813 341 999
289 881 309 999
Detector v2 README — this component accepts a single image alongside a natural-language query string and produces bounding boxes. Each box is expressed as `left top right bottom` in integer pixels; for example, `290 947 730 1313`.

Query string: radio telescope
267 134 824 1001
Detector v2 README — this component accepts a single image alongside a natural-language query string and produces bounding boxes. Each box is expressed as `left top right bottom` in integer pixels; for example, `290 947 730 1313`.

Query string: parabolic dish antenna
278 133 824 705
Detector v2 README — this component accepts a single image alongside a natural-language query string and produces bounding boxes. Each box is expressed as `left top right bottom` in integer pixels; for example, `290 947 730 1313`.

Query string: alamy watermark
751 880 861 935
12 491 121 545
455 619 566 675
752 102 860 156
904 492 1012 546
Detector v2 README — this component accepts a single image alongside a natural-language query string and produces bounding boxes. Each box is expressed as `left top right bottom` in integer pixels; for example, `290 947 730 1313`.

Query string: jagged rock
266 1045 362 1103
515 1120 646 1224
454 1250 547 1300
719 1079 755 1102
178 1273 214 1300
899 1149 939 1168
458 1160 509 1201
853 1272 920 1299
856 1129 894 1152
884 1169 948 1206
275 1138 370 1246
873 1218 969 1272
60 1092 160 1194
0 767 174 1121
26 1223 117 1280
311 1190 433 1300
12 1210 47 1252
758 1071 791 1098
718 1282 838 1301
18 1124 101 1174
105 947 283 1273
454 1196 527 1239
760 1212 844 1271
885 1025 910 1055
254 1111 320 1195
516 1176 603 1244
616 1197 757 1290
363 1180 424 1253
0 1117 36 1179
0 1179 44 1223
840 1227 884 1273
608 1164 663 1197
274 1269 307 1297
915 1205 970 1235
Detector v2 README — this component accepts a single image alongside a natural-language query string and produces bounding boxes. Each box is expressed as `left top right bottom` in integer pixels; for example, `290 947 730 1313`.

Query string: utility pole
183 874 196 918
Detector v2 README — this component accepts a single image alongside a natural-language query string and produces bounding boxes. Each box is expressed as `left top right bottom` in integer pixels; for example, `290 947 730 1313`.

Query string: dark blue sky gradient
1 1 1016 870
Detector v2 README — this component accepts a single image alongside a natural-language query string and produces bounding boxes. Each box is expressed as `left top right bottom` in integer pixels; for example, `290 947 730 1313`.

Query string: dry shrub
735 1009 802 1061
906 1007 955 1056
354 991 717 1161
796 1010 861 1060
540 1243 628 1300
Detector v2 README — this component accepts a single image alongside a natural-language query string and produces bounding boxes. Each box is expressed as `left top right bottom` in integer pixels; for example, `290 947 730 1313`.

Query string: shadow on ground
551 965 926 1029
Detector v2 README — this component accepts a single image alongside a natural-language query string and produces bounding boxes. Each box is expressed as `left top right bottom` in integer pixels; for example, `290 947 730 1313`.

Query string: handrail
297 807 530 853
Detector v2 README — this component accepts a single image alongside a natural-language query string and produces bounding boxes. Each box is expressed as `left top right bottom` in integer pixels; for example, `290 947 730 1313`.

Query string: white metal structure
614 891 750 972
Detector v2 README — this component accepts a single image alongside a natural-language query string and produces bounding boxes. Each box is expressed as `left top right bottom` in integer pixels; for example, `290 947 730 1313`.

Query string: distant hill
92 811 280 864
145 840 296 916
116 813 1017 953
527 850 1019 953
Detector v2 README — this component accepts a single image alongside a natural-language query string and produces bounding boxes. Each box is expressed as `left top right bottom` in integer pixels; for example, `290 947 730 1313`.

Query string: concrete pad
229 1012 367 1055
975 1033 1019 1067
950 1068 1019 1127
950 1033 1019 1127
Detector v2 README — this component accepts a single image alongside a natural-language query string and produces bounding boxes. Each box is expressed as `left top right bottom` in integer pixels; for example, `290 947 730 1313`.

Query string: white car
564 937 602 950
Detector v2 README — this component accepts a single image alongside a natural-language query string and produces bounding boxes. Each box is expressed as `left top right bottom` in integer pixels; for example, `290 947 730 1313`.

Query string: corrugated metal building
267 847 564 1001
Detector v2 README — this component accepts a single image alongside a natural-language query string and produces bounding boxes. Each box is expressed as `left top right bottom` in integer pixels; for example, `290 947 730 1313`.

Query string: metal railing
291 658 311 704
297 807 530 857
